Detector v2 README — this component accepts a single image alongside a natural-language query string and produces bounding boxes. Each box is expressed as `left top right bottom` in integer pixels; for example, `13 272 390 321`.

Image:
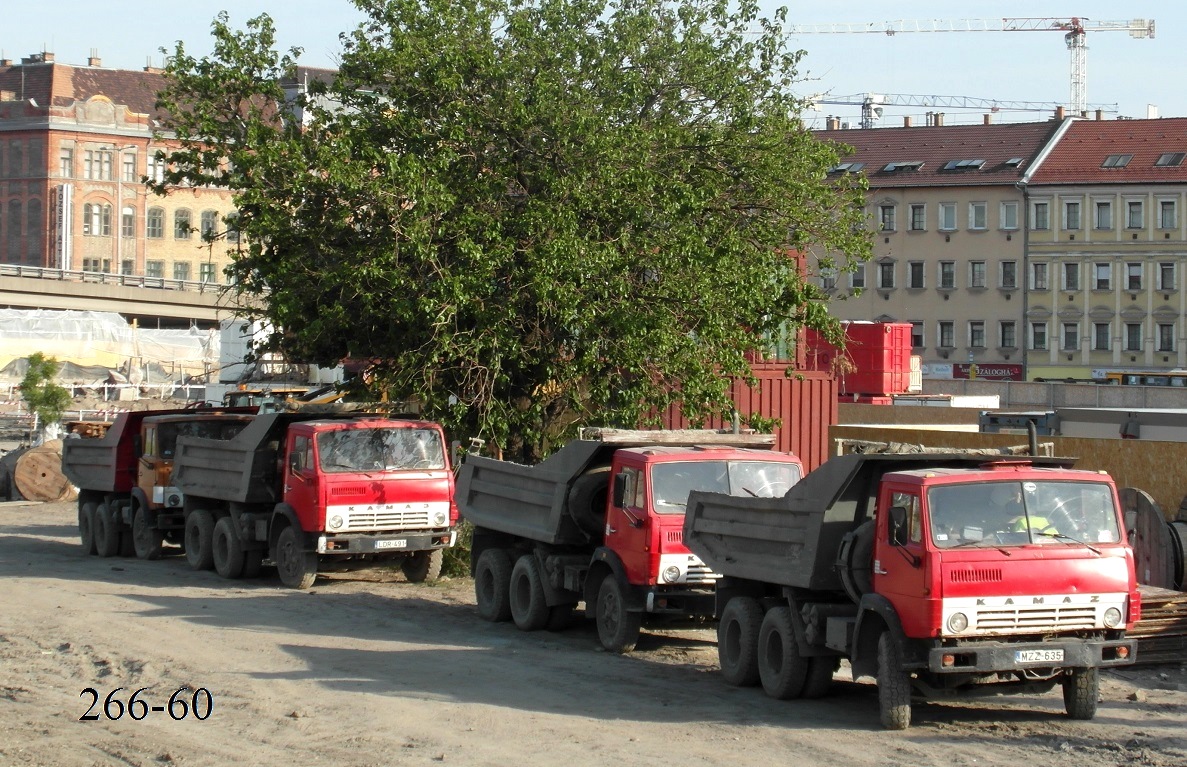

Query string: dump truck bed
684 453 1076 592
457 429 776 546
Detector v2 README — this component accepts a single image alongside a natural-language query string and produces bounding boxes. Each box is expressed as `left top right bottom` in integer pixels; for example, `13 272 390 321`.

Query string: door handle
873 562 888 575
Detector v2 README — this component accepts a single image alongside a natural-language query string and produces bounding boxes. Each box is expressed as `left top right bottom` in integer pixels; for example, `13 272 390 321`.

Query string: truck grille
975 605 1098 631
684 563 720 585
327 502 450 532
344 508 432 531
950 568 1003 584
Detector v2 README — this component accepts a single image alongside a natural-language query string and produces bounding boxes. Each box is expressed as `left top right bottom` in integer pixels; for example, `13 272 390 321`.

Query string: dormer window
941 159 985 171
883 161 924 173
1155 152 1185 167
1101 154 1133 169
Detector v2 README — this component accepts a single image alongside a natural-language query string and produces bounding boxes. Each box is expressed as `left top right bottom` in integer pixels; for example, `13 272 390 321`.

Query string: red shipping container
804 321 913 397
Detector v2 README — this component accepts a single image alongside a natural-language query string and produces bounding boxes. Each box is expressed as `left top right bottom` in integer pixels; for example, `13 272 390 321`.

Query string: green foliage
441 519 474 578
155 0 871 461
20 353 72 429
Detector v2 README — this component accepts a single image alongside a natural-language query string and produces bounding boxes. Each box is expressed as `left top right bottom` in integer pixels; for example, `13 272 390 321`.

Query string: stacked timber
1131 586 1187 666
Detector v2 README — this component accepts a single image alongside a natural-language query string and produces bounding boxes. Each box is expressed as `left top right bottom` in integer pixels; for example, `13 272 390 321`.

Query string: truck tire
801 656 838 699
212 516 246 579
78 501 97 555
757 607 808 700
717 597 763 686
403 549 444 583
509 555 550 631
596 574 642 653
275 525 318 589
567 467 612 538
132 503 164 560
877 632 912 730
185 509 216 571
474 548 513 622
94 503 120 558
1062 667 1099 720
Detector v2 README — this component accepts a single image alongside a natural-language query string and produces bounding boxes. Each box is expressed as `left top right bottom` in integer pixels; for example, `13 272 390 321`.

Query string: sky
8 1 1180 125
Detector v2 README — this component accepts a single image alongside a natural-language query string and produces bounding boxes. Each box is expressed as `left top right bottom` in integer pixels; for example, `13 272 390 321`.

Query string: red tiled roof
813 121 1063 188
1028 117 1187 184
0 61 167 118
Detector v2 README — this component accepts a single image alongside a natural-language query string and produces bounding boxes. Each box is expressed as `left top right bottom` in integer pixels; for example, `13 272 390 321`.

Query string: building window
8 142 23 178
1000 201 1019 230
200 210 219 240
1001 260 1017 289
939 261 955 289
121 259 134 276
1126 263 1142 291
146 207 164 238
969 261 986 288
878 262 895 289
969 321 985 349
174 262 192 282
1062 262 1080 291
1031 201 1050 230
938 321 954 348
59 148 73 178
121 206 134 238
82 203 111 236
1125 323 1142 352
146 260 164 278
1158 324 1175 352
850 263 865 290
968 202 987 230
911 322 924 348
121 152 137 183
1127 200 1144 229
1093 323 1110 351
1064 201 1081 230
879 205 896 232
821 267 837 291
939 202 957 231
147 153 166 184
174 209 192 239
1000 321 1016 349
200 262 218 284
1156 152 1185 167
81 258 110 272
5 200 20 262
83 149 113 181
1062 323 1079 351
1031 262 1048 291
1094 263 1111 290
1030 322 1048 351
908 261 925 289
1159 200 1177 229
909 204 926 231
1102 154 1132 168
1095 201 1112 230
1159 262 1175 291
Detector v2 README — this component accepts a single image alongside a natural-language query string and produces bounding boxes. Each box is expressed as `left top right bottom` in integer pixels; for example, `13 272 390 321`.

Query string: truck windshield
316 428 445 473
156 419 251 458
651 460 801 513
928 480 1120 549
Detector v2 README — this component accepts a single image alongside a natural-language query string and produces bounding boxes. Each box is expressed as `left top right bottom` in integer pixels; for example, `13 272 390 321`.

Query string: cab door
603 463 650 585
283 434 319 531
871 484 931 638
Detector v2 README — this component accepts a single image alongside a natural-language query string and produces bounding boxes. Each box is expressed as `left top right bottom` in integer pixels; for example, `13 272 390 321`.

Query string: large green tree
155 0 869 460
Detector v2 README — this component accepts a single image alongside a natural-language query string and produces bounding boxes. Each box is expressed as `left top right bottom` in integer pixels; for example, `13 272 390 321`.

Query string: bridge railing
0 264 227 295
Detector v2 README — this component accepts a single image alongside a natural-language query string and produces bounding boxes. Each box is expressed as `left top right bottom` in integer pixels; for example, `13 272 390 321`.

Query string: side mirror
888 505 908 546
612 473 627 508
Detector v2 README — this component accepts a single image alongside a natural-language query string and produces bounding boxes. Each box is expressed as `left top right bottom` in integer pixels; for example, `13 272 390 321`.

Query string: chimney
1055 106 1065 121
1095 109 1104 121
41 51 54 62
935 112 944 126
87 48 101 67
143 56 163 74
983 113 992 125
903 116 912 128
0 59 11 67
826 116 841 131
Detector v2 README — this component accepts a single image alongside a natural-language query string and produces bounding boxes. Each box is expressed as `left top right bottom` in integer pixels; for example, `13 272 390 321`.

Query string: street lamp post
109 144 138 276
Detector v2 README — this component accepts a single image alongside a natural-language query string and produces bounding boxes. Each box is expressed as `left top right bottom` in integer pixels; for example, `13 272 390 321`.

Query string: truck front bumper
925 637 1136 674
644 588 716 618
317 530 456 555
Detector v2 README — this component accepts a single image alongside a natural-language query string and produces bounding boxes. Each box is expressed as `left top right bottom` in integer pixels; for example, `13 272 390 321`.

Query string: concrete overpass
0 265 256 328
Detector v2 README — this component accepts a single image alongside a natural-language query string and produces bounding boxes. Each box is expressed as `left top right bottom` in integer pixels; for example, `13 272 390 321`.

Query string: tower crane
787 18 1156 115
811 92 1119 130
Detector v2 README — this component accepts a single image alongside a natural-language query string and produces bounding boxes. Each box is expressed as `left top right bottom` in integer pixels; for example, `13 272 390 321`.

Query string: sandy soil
1 500 1185 767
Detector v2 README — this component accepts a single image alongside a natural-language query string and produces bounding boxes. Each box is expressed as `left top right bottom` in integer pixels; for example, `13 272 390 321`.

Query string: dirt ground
1 501 1185 767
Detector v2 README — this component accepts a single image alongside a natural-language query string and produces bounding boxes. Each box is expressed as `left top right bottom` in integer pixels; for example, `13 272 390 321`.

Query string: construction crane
811 92 1119 130
787 18 1156 116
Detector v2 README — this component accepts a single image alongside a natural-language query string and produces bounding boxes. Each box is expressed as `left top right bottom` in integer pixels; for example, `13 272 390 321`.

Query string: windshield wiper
1037 531 1101 555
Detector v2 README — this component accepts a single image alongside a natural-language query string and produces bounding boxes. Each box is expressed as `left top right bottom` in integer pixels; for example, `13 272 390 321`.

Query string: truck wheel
596 575 642 653
717 596 763 686
474 548 513 622
509 555 550 631
801 656 838 699
185 509 216 571
275 525 317 589
1062 668 1100 720
567 467 612 538
93 503 120 558
877 631 912 730
757 606 808 699
212 516 246 579
402 549 444 583
132 503 164 560
78 501 97 555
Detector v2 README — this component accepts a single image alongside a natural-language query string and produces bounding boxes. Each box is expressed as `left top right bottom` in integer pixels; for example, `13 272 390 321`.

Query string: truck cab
138 413 255 514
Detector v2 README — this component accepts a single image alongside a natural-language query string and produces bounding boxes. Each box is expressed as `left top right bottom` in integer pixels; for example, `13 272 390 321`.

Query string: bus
1097 370 1187 387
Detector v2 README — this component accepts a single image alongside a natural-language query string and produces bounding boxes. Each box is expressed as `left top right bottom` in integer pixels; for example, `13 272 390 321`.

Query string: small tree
20 353 72 442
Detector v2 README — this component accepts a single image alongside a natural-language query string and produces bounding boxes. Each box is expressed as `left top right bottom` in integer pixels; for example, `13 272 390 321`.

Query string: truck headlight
1103 607 1122 628
662 565 681 583
434 510 447 526
947 612 969 633
328 515 344 530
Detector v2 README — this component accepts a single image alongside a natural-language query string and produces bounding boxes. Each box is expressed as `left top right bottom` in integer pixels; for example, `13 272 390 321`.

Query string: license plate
1015 649 1064 664
375 540 407 550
